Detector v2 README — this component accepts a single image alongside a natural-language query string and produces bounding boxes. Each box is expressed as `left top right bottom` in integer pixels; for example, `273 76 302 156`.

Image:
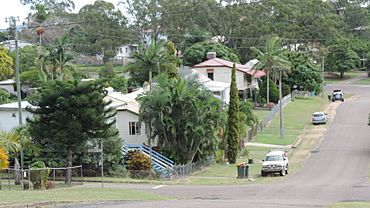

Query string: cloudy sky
0 0 121 29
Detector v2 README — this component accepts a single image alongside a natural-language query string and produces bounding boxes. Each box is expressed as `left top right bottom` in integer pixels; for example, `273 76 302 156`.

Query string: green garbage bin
237 163 249 179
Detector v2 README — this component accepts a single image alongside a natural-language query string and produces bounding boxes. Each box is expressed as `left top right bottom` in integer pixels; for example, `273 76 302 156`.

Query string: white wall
0 110 31 132
0 85 15 95
116 110 149 145
194 67 248 90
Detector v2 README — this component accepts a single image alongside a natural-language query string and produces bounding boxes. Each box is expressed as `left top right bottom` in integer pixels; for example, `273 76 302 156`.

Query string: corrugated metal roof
193 58 265 78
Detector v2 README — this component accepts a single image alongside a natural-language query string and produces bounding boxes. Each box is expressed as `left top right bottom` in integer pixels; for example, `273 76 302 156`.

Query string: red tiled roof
193 58 265 78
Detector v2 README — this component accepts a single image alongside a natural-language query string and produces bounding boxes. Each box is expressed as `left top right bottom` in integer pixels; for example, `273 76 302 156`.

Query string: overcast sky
0 0 121 30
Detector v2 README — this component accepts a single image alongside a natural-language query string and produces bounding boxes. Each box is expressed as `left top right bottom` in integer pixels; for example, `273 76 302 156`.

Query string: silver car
312 112 327 125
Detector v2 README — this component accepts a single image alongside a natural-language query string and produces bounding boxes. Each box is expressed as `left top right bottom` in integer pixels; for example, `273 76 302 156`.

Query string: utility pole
322 56 325 98
278 68 284 138
6 16 24 189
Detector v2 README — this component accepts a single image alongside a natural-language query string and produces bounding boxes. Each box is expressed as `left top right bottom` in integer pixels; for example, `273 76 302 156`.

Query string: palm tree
251 36 291 103
40 34 73 81
138 74 223 163
128 40 179 85
0 131 22 184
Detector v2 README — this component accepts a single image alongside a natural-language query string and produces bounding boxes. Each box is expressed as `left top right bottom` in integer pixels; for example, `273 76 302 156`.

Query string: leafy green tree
138 74 223 163
251 36 290 104
0 46 14 80
226 64 240 164
128 41 179 85
183 42 240 66
99 62 115 79
27 80 117 183
110 76 128 94
0 89 11 104
326 44 360 78
285 51 323 93
20 69 44 88
17 46 40 72
71 0 128 63
239 100 259 138
20 0 75 13
259 79 279 104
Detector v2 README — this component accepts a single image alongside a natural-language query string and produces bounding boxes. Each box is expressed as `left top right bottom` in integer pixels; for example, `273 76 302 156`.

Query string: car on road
261 150 289 177
312 112 327 125
332 90 344 102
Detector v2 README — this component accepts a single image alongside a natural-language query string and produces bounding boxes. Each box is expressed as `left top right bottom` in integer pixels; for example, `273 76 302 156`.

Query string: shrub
126 150 151 179
30 161 50 190
215 149 226 164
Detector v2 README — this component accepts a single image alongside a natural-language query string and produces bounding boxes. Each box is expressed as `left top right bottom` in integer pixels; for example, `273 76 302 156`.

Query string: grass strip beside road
252 96 326 145
324 71 363 84
188 146 284 185
326 202 370 208
0 187 168 206
352 77 370 85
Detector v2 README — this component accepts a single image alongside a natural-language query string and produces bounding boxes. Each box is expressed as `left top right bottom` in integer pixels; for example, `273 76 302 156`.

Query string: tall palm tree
128 40 179 85
41 34 73 80
251 36 291 103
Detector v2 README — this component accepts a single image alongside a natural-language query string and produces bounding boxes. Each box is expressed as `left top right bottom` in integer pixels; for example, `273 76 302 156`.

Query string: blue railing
123 143 174 174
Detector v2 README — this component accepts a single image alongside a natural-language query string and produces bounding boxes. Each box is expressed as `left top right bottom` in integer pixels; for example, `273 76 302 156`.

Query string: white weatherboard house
192 52 265 94
180 67 230 104
0 79 16 95
0 101 33 132
105 88 151 145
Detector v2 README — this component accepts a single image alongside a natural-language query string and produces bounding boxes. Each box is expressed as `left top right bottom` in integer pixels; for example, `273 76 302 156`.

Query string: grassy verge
252 96 326 145
186 146 285 185
326 202 370 208
0 187 168 206
324 71 363 84
253 109 270 121
352 77 370 85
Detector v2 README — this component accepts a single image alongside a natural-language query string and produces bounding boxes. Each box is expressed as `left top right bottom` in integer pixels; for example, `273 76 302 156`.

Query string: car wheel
280 168 285 176
285 165 289 175
341 98 344 102
261 170 267 177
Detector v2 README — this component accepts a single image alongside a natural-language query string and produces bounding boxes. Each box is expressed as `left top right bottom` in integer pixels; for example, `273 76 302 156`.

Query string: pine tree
27 80 117 184
226 64 240 164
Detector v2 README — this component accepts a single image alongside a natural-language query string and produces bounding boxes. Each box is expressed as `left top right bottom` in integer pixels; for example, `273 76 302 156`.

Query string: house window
207 69 214 80
125 47 128 53
129 122 141 135
244 74 251 83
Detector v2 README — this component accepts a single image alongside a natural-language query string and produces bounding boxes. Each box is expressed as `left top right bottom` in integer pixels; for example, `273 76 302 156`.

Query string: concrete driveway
66 83 370 208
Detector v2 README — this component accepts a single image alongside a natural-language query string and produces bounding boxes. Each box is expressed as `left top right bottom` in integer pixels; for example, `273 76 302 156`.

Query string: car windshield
313 113 323 117
265 155 283 161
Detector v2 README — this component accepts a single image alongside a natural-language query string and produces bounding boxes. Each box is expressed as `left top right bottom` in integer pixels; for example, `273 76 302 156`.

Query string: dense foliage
183 42 240 66
0 46 13 80
285 52 323 93
27 80 117 183
226 64 240 164
138 74 224 163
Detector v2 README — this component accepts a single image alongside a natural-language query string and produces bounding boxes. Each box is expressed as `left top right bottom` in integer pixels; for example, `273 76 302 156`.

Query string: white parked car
261 150 289 177
312 112 327 125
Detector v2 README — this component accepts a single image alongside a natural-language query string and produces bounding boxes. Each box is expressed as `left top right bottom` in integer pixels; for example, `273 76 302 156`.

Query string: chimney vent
207 52 216 60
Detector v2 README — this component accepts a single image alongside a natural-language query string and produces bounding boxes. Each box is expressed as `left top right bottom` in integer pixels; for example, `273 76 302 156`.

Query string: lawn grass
0 187 168 206
326 202 370 208
76 65 127 74
186 146 285 185
252 96 326 145
352 77 370 85
252 109 270 121
324 71 363 84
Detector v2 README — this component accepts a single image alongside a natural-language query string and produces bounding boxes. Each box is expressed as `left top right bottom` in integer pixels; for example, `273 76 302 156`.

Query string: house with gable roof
192 52 265 96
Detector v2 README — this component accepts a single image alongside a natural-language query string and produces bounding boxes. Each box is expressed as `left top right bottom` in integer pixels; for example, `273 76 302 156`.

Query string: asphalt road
65 83 370 208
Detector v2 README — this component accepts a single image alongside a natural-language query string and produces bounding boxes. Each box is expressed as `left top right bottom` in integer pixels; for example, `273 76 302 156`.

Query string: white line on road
152 185 166 189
